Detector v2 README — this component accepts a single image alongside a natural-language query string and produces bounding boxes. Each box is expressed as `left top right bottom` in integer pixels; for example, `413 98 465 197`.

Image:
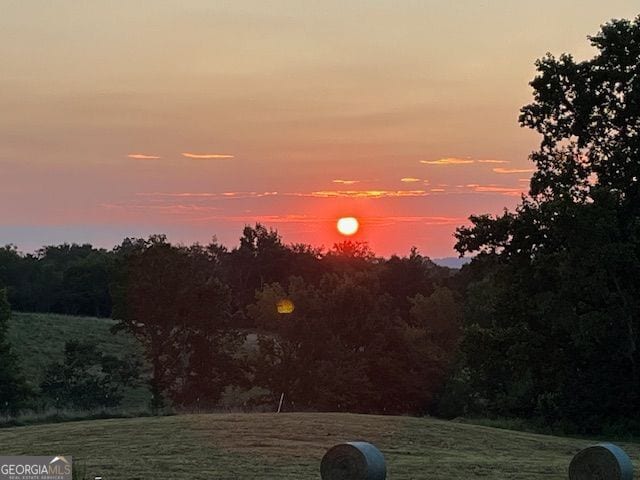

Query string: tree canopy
454 16 640 433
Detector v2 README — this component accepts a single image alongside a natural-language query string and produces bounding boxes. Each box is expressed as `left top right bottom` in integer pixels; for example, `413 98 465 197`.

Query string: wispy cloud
420 157 510 166
214 214 321 224
181 152 234 159
137 190 431 200
137 191 278 199
305 190 429 198
137 192 219 198
100 203 221 216
493 167 535 174
398 216 465 225
102 200 467 228
400 177 421 183
366 216 467 226
128 153 161 160
478 159 509 164
135 184 526 201
420 157 474 165
332 179 360 185
469 185 524 196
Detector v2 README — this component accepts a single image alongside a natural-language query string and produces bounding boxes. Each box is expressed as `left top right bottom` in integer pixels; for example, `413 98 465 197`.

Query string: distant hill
0 412 637 479
432 257 470 269
7 312 149 410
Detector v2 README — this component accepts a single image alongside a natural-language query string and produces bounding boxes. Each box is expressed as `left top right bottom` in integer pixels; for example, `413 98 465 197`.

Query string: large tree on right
454 17 640 433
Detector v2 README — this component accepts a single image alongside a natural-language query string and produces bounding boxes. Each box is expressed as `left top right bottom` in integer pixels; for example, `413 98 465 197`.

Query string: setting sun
337 217 359 236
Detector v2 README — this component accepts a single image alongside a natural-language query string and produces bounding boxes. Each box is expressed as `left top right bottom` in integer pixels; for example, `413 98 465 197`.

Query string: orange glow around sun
337 217 359 236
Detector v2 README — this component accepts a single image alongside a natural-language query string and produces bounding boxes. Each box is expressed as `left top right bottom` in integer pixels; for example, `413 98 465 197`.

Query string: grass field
0 412 638 479
6 312 150 410
3 314 639 479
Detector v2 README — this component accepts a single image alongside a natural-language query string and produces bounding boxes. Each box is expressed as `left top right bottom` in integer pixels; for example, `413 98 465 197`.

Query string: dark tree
40 340 140 410
454 17 640 432
380 247 447 320
110 236 243 410
0 243 113 316
0 288 29 416
249 270 457 414
224 225 312 319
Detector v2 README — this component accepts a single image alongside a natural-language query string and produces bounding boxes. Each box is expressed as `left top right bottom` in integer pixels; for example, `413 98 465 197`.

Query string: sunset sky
2 1 638 257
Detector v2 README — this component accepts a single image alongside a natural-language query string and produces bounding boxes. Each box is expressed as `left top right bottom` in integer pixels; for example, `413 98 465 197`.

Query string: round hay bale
320 442 386 480
569 443 633 480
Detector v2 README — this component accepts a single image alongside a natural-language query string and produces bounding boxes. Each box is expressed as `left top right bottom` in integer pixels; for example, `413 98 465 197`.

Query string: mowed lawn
0 413 638 480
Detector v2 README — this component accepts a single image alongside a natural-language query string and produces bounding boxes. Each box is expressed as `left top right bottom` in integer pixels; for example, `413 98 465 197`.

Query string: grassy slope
0 413 638 480
6 312 149 410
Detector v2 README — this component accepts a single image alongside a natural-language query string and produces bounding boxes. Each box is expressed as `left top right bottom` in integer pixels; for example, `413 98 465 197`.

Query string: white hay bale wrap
568 443 633 480
320 442 386 480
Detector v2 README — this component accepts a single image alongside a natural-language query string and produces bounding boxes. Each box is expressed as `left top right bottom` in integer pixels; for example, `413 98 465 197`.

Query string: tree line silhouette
0 232 461 417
